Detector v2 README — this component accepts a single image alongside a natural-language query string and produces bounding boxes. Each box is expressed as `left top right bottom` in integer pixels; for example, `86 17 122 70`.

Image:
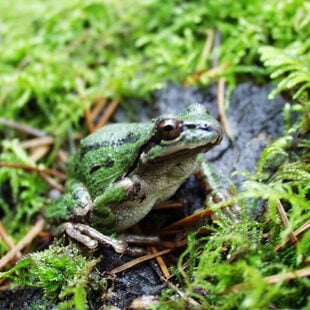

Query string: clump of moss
0 242 99 308
0 0 309 135
160 208 309 308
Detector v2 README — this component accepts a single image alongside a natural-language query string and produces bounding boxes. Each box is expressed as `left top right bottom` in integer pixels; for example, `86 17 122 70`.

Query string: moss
0 242 99 307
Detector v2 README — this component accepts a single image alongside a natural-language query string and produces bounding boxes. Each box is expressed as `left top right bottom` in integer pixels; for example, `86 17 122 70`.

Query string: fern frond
259 41 310 101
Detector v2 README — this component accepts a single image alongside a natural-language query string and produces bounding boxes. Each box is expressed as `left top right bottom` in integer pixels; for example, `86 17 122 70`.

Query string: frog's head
140 103 223 163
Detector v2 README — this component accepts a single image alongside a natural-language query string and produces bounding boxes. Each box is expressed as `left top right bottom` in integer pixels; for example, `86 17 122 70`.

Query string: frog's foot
56 223 161 256
58 222 99 249
119 234 161 257
70 223 128 253
56 222 126 253
196 158 241 223
207 190 241 223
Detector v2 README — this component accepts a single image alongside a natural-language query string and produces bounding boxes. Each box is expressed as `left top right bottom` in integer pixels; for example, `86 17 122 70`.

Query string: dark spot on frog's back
80 132 141 159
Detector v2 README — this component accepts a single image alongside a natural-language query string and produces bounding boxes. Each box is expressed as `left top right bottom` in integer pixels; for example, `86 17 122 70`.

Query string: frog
46 103 229 255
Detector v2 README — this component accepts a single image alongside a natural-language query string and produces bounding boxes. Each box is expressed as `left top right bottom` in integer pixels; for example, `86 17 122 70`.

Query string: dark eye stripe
90 163 102 174
183 123 213 132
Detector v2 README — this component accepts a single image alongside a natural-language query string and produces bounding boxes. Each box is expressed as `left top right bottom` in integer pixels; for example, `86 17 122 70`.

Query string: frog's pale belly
112 153 198 231
112 183 181 231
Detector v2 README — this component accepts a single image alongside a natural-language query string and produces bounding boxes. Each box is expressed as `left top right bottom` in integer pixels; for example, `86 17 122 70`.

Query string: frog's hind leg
196 155 241 222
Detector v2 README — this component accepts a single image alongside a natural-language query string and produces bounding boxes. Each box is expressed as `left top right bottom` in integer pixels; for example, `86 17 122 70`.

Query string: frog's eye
157 119 182 141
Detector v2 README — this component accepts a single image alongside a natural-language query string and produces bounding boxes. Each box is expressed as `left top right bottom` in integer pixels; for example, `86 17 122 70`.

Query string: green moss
0 0 309 135
0 242 99 307
0 140 47 251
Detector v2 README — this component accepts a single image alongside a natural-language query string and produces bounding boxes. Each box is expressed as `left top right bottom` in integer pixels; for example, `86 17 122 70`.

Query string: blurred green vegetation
1 0 309 134
0 0 309 308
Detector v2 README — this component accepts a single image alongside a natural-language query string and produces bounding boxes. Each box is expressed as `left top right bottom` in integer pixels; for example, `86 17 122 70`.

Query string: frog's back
73 123 154 197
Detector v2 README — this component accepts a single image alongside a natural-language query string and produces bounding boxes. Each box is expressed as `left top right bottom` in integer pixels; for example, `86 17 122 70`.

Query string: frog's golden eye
157 119 182 141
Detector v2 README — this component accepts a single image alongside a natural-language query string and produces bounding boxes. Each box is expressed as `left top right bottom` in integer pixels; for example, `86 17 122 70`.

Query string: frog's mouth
150 138 221 162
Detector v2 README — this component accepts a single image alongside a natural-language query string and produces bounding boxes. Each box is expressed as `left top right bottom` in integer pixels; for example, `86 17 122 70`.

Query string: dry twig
160 276 201 308
0 222 21 260
91 98 108 121
110 248 172 274
163 209 213 231
0 162 66 181
275 219 310 252
150 246 171 278
195 29 215 72
84 108 95 133
0 217 45 270
131 225 171 279
0 118 47 137
186 62 230 84
40 173 65 192
223 266 310 294
95 99 120 130
19 136 54 148
276 199 298 245
29 145 50 162
217 78 234 140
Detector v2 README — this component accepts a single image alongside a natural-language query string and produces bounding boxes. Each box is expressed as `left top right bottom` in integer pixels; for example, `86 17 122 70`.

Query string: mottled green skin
46 123 154 234
46 104 223 237
75 123 154 197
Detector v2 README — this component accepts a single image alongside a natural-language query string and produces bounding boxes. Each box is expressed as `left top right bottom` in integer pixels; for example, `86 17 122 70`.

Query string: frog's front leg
51 179 159 256
57 222 150 256
48 180 127 253
45 180 93 223
196 155 241 223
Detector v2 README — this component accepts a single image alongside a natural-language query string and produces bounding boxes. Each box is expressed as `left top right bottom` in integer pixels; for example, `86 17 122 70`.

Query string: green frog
46 103 228 255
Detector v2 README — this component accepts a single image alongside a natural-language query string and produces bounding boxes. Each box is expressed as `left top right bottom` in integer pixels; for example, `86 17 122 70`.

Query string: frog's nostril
199 123 213 131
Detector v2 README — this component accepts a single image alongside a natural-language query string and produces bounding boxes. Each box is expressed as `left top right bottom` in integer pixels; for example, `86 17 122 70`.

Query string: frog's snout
203 121 223 146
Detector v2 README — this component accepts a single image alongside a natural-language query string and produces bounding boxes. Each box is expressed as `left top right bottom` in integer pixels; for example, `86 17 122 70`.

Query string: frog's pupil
164 124 175 131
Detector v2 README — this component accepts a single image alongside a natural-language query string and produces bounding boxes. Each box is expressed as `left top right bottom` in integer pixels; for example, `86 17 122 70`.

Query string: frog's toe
73 223 128 254
62 222 98 249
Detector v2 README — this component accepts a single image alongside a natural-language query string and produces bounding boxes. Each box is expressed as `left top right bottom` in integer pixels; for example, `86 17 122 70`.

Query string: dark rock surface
0 288 51 309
